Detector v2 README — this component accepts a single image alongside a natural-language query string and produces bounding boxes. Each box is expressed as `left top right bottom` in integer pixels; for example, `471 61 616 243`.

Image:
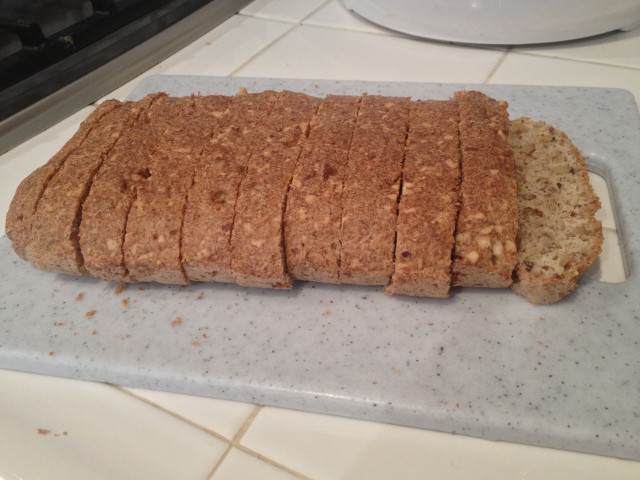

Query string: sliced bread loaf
386 99 461 297
339 95 410 285
452 90 519 288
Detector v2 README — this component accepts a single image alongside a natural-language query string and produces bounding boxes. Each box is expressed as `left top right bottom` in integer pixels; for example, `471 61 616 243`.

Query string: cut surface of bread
285 94 360 283
339 95 410 285
80 93 163 282
27 100 143 275
510 117 603 304
230 90 321 288
182 90 278 283
123 95 231 284
386 99 461 297
452 90 518 288
5 100 123 263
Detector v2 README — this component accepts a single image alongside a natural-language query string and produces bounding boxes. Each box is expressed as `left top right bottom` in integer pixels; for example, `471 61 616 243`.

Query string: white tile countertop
1 0 640 478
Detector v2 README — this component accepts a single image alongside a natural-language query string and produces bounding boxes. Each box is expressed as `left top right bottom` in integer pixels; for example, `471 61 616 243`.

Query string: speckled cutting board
1 76 639 461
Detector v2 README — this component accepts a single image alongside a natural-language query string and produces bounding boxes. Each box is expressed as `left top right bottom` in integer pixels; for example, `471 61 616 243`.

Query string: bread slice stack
5 89 603 304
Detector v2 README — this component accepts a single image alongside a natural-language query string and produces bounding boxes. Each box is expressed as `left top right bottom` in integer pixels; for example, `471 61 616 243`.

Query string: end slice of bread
510 117 603 304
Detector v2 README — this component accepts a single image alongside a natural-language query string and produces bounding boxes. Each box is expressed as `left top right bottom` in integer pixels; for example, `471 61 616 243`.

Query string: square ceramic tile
513 28 640 69
304 0 392 34
235 24 506 83
102 15 294 101
490 53 640 105
0 369 228 480
124 387 257 440
241 0 329 23
211 447 303 480
241 407 640 480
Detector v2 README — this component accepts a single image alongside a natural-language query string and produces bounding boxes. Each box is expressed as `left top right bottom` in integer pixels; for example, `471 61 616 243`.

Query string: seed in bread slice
509 117 603 304
386 99 461 297
284 94 361 283
6 100 122 262
339 95 410 285
182 90 278 283
79 93 164 282
26 100 143 275
230 90 321 288
452 90 518 288
123 95 231 284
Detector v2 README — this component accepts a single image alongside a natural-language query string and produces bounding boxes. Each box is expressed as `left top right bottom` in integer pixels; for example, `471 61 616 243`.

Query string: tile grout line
299 0 333 23
228 16 297 76
113 386 238 443
209 405 316 480
502 49 640 72
109 389 313 479
483 48 512 84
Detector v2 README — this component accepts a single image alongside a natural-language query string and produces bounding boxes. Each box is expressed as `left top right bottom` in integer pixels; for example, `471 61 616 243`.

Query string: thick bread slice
80 93 164 282
123 95 231 284
230 90 321 288
452 90 518 288
182 90 278 283
340 95 410 285
284 94 360 283
386 99 461 297
510 118 603 304
6 100 122 261
26 100 143 275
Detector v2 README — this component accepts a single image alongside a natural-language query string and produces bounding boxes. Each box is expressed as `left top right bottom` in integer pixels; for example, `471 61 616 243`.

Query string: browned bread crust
6 100 122 262
123 95 231 284
230 90 321 289
386 99 461 298
285 94 360 283
182 90 278 283
339 95 410 285
452 91 518 288
26 100 143 275
79 93 164 282
510 118 603 304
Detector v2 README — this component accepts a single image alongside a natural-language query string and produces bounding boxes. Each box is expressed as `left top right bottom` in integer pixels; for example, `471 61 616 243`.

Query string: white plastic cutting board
1 77 639 461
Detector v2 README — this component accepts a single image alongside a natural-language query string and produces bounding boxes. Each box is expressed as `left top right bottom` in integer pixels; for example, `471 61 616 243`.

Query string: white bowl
343 0 640 45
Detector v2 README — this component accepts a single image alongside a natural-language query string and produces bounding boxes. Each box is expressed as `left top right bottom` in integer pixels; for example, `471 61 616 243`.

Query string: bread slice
230 90 321 288
79 93 164 282
182 90 278 283
386 99 461 297
25 100 143 275
339 95 410 285
284 94 360 283
6 100 122 262
452 90 518 288
123 95 231 284
509 118 603 304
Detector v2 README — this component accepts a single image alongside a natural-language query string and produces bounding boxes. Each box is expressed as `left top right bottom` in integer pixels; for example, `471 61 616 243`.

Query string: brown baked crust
26 100 143 275
182 90 278 283
452 90 518 288
386 99 461 297
230 90 321 288
5 100 122 262
123 95 231 284
509 117 603 304
339 95 410 285
284 94 360 283
80 93 164 282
